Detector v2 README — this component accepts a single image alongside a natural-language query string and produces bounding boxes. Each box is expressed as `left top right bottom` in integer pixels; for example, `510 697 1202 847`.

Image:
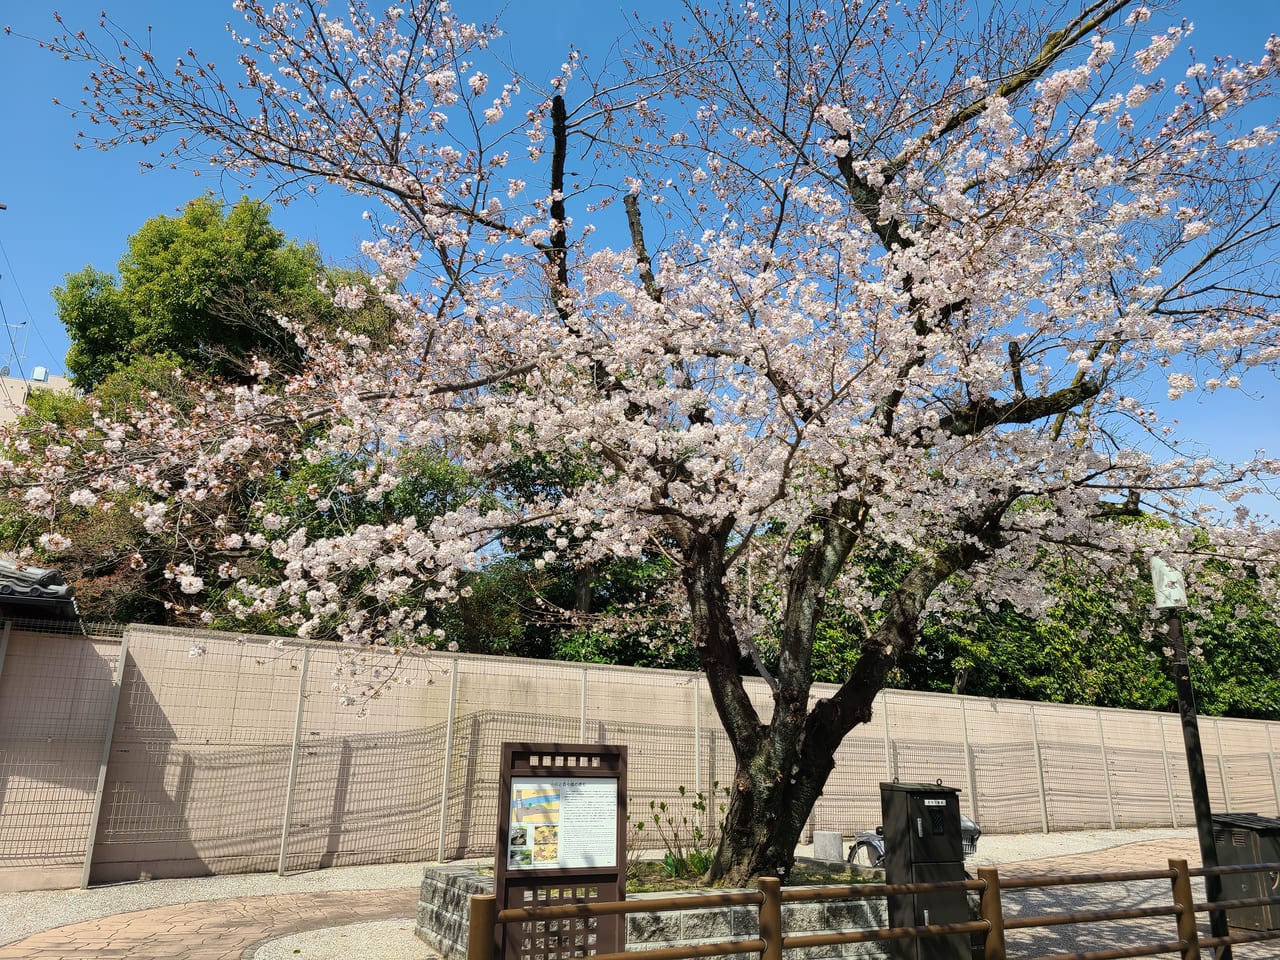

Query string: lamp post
1151 557 1231 958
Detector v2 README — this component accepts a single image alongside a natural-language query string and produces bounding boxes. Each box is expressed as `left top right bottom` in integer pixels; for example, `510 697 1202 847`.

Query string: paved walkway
994 835 1202 876
0 837 1231 959
0 888 419 959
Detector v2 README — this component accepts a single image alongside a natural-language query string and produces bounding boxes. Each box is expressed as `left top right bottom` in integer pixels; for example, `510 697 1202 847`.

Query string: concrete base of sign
812 830 846 863
414 862 890 960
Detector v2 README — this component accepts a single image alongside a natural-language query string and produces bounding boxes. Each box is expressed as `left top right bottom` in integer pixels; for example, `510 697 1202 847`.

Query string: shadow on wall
87 642 212 884
0 627 208 889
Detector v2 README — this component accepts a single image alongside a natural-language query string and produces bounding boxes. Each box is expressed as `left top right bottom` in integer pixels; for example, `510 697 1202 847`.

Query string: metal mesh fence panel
0 618 123 638
282 645 454 873
883 692 971 816
90 628 305 881
1215 717 1279 817
582 663 703 853
1034 704 1113 830
447 709 582 859
964 698 1045 833
7 621 1280 888
0 631 119 877
1099 709 1174 828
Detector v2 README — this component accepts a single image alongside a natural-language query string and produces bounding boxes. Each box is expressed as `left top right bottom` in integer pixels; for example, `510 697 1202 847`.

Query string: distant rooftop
0 559 80 620
0 371 73 424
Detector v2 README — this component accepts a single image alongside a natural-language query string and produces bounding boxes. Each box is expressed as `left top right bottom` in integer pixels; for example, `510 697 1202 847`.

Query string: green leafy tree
1179 564 1280 720
56 196 336 389
889 559 1280 721
53 268 133 391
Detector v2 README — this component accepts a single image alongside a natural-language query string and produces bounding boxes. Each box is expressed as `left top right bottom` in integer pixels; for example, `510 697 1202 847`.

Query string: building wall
0 373 72 424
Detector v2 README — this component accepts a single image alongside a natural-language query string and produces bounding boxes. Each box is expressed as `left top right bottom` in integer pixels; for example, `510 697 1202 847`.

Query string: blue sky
0 1 1277 513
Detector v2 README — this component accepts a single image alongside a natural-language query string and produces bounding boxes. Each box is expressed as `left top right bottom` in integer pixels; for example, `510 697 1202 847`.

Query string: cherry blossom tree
7 0 1280 881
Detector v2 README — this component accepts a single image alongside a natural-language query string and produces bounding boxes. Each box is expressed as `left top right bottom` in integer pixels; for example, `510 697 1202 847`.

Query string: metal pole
580 667 588 741
277 645 311 876
1096 709 1116 830
882 695 896 780
1166 611 1231 959
81 630 129 889
1159 715 1180 829
693 675 702 808
960 699 980 823
1213 719 1231 811
1029 704 1051 833
437 657 460 862
1267 726 1280 816
0 620 10 682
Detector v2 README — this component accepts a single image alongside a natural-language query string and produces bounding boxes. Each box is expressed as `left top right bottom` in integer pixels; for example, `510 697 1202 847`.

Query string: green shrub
627 783 729 882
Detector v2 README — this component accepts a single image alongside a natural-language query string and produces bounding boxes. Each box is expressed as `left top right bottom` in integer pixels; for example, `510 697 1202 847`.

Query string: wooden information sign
494 742 627 960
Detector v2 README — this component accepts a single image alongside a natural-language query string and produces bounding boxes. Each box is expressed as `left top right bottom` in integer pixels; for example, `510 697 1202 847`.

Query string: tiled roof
0 559 80 619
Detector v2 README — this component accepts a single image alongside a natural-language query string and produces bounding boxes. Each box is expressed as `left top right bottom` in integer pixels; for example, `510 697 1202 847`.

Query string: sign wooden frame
494 742 627 960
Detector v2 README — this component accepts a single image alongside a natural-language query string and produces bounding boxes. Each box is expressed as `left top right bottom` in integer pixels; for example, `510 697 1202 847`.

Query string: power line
0 202 62 378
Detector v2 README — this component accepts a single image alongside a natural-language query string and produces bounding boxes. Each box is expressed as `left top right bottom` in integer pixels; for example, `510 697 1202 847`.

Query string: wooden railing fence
467 859 1280 960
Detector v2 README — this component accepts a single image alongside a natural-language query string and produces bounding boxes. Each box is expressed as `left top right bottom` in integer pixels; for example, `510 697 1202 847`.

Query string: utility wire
0 231 62 376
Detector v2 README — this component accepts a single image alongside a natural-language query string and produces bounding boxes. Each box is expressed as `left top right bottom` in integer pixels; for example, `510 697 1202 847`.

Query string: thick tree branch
935 377 1103 438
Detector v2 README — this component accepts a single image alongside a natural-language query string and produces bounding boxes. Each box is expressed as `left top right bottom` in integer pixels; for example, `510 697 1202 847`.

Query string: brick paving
0 887 419 960
997 836 1203 877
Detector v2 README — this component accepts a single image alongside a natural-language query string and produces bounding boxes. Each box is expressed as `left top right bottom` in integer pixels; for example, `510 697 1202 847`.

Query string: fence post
758 875 782 960
882 695 896 780
1160 715 1180 828
977 867 1006 960
0 620 9 682
1213 719 1232 810
277 644 311 876
1028 704 1050 833
693 674 705 831
437 657 461 862
961 699 980 823
1169 858 1201 960
580 666 588 741
468 893 497 960
81 629 130 889
1267 725 1280 817
1096 710 1117 830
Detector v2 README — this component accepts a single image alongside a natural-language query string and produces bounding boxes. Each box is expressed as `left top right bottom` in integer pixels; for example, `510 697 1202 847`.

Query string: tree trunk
682 512 861 885
573 563 594 613
706 716 841 886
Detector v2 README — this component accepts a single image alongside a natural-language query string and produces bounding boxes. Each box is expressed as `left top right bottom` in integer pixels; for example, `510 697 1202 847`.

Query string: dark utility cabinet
1212 813 1280 931
881 781 971 960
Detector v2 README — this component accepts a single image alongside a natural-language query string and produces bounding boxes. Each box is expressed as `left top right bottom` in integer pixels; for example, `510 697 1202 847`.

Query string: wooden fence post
977 867 1006 960
1169 859 1201 960
758 875 782 960
468 893 497 960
